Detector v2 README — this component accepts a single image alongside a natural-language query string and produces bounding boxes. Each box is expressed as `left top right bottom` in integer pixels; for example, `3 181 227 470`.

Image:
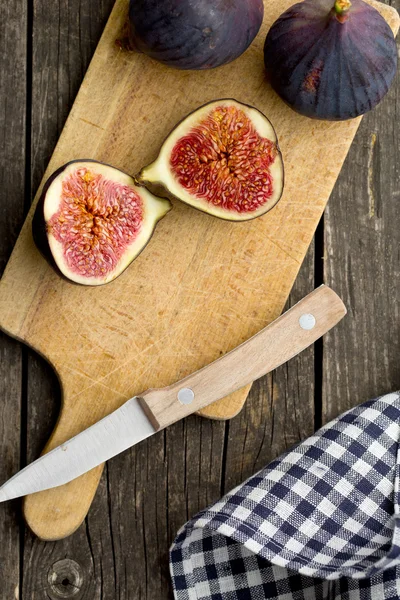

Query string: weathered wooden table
1 1 399 598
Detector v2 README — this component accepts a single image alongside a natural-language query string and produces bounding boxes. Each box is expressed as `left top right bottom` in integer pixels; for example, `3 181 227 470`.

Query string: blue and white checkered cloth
170 392 400 599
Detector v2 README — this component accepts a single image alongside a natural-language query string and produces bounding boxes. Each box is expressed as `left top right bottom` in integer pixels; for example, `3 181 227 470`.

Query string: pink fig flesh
138 99 284 221
33 160 171 285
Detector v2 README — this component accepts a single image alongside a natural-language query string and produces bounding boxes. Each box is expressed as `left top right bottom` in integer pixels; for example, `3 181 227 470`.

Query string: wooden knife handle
139 285 346 430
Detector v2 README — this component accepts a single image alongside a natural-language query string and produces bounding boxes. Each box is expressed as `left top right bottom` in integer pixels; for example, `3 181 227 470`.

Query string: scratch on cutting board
64 365 128 401
65 328 176 399
368 132 377 218
263 236 301 265
79 117 105 131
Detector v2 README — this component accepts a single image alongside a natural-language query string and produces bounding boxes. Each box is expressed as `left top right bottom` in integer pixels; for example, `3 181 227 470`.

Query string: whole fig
129 0 264 70
264 0 398 120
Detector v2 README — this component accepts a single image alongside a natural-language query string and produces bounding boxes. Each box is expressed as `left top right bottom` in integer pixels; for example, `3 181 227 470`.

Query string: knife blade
0 285 346 502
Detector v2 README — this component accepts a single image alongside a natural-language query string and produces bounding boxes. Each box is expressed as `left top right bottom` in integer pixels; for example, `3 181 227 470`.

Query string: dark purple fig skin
129 0 264 70
264 0 398 120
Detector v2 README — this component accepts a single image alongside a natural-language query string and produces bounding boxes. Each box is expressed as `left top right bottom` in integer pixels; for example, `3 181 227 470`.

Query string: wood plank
0 0 27 595
96 417 226 598
323 0 400 423
0 0 397 541
0 340 23 598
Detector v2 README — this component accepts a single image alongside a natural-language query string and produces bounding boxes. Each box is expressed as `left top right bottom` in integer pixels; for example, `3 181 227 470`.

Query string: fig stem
334 0 352 15
131 174 143 186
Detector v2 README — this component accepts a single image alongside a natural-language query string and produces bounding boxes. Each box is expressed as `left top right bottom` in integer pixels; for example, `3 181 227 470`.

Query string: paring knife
0 285 346 502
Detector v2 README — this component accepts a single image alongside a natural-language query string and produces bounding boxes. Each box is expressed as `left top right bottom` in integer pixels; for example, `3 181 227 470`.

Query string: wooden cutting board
0 0 398 541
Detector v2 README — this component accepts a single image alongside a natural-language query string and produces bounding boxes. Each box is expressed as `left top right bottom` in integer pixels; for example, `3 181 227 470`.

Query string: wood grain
0 0 397 542
0 0 27 594
140 286 346 429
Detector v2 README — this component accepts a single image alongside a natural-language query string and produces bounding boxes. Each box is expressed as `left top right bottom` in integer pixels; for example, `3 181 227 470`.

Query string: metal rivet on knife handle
178 388 195 405
299 313 316 330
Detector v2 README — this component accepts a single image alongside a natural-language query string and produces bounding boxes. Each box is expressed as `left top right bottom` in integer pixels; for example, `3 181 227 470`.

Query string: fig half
129 0 264 70
263 0 398 121
33 161 171 285
138 100 284 221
